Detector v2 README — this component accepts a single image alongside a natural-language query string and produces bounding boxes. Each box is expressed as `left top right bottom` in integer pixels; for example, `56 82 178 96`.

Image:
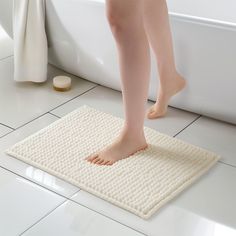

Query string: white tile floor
0 25 236 236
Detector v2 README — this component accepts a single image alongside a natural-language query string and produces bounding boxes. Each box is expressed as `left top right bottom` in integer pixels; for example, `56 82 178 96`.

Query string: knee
106 2 131 35
106 9 125 33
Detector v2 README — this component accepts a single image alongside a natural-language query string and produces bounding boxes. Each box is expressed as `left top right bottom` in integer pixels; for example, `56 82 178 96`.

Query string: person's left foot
147 72 186 119
85 129 148 165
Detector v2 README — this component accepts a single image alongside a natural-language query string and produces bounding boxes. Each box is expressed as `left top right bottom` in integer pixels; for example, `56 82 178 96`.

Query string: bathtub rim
169 12 236 32
85 0 236 31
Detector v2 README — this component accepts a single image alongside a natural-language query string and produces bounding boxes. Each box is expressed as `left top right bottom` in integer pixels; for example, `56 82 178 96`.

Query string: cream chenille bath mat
5 105 220 219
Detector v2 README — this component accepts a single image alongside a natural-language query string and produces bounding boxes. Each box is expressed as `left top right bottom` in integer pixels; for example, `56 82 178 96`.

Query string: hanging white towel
13 0 48 82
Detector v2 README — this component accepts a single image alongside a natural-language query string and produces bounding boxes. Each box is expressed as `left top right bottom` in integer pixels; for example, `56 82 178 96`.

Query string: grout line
48 112 61 119
0 133 12 139
0 54 13 62
172 115 236 169
68 198 148 236
218 160 236 169
0 165 78 199
18 198 68 236
173 114 202 137
2 84 99 133
20 194 147 236
0 129 15 139
0 122 15 130
12 112 53 131
0 163 146 235
48 84 99 114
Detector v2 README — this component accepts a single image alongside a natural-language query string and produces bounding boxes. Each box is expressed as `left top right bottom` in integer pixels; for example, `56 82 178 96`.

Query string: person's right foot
85 129 148 165
146 72 186 119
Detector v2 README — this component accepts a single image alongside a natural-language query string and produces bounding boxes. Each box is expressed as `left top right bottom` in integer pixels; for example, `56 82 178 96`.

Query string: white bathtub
0 0 236 124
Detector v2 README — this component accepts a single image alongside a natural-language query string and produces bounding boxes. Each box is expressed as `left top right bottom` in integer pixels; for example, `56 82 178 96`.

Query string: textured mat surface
5 105 220 219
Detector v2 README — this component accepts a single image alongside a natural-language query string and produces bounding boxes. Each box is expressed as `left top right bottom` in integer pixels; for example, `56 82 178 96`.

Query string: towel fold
13 0 48 82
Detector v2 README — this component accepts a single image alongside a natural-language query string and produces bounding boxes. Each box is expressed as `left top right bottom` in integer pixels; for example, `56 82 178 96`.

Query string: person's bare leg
85 0 150 165
142 0 186 119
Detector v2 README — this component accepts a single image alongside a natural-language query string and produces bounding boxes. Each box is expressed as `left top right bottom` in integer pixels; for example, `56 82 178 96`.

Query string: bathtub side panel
169 16 236 124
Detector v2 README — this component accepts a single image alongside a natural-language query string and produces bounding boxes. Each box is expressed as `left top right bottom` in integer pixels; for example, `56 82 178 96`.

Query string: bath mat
4 105 220 219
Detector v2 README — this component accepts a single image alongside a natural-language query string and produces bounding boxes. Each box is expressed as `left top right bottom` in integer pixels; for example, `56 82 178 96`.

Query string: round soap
53 76 71 92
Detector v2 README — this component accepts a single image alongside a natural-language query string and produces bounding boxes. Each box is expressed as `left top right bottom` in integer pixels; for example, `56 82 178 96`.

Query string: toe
107 160 114 165
92 157 101 164
96 159 105 165
103 160 110 165
86 154 98 162
100 160 110 165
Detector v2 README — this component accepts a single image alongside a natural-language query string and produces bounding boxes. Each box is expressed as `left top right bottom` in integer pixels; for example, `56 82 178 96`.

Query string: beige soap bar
53 76 71 91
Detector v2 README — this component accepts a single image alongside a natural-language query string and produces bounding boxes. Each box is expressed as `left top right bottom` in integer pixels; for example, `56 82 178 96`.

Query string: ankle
159 68 180 80
158 61 177 75
121 126 146 141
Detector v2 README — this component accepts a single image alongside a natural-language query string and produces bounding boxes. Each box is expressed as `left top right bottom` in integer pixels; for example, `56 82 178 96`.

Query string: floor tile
0 25 13 60
50 85 199 136
0 56 97 128
176 116 236 167
71 162 236 236
0 113 79 198
0 166 65 236
21 200 144 236
0 124 13 137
